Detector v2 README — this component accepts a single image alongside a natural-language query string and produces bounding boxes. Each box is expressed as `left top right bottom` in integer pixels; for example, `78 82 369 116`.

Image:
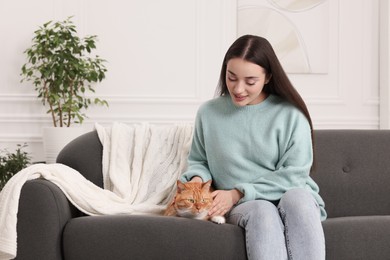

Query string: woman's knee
229 200 281 226
246 200 278 216
278 188 319 217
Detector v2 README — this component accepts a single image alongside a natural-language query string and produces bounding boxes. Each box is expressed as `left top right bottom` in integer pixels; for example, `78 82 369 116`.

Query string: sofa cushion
323 215 390 260
63 215 246 260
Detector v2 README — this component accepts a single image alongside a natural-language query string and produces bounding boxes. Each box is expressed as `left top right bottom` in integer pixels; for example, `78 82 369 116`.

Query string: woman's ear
266 74 272 84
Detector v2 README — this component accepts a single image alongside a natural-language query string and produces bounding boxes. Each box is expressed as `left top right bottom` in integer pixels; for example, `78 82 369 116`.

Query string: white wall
0 0 381 162
380 0 390 129
299 0 379 129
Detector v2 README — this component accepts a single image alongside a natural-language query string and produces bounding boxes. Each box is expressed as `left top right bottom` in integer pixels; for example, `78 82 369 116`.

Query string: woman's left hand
208 189 243 217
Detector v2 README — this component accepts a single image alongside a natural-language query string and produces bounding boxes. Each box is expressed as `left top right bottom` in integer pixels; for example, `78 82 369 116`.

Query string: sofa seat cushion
323 215 390 260
63 215 246 260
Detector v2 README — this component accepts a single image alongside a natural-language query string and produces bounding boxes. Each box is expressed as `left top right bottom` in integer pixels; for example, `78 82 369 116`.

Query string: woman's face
226 58 270 106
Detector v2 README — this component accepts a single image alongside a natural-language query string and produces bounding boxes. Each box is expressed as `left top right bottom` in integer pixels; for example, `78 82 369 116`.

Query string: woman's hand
208 189 243 217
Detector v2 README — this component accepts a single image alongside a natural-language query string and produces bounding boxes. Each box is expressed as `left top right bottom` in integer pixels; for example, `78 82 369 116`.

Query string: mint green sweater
181 94 326 220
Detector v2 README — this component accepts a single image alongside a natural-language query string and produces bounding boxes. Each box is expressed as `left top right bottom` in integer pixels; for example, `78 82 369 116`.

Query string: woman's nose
233 81 245 93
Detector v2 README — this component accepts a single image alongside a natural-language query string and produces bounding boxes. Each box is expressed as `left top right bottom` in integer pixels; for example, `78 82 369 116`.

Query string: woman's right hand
209 189 243 217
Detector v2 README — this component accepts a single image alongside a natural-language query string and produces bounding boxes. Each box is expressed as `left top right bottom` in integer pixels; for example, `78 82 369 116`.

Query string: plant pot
42 127 87 164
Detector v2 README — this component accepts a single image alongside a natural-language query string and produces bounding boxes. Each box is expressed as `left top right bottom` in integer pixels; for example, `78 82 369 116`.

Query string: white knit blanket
0 122 193 260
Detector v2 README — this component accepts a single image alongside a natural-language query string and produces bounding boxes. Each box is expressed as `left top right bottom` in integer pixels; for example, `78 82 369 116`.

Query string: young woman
181 35 326 260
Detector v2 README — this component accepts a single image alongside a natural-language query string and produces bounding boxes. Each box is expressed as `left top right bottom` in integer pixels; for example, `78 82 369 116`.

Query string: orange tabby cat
164 180 226 224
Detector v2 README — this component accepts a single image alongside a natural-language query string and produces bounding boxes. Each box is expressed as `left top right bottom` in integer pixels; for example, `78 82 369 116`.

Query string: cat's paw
210 215 226 224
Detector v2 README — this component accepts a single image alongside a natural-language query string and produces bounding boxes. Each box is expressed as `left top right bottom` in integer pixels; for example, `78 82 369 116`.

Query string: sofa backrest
311 130 390 218
58 129 390 219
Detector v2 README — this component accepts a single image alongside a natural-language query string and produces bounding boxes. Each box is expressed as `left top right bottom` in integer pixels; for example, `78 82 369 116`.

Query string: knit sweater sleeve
234 114 313 203
180 109 212 182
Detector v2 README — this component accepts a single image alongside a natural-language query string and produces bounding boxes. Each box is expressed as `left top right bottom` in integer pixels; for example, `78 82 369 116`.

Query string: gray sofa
15 130 390 260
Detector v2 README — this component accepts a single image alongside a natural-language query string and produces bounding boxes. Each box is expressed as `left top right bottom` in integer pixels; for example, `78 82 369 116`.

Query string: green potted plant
0 144 31 191
20 17 108 163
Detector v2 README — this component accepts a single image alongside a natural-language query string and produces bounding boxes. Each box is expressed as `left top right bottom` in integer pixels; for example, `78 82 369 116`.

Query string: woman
181 35 326 260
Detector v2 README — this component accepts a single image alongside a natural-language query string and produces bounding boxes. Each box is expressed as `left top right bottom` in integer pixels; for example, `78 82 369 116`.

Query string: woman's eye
228 77 237 82
246 81 256 86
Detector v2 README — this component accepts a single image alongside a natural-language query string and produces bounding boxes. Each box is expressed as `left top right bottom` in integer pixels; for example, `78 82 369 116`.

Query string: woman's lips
234 95 246 102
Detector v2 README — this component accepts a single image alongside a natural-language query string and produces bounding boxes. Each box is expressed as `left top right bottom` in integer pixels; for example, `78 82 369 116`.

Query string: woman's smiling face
226 58 271 106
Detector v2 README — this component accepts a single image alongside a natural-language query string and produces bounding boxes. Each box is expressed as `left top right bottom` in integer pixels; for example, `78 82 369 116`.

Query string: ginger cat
164 180 226 224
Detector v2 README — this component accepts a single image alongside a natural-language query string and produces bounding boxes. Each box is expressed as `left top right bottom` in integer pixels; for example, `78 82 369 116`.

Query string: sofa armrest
16 179 81 260
56 131 104 188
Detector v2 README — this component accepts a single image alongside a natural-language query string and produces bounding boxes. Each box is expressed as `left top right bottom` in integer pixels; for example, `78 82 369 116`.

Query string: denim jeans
226 188 325 260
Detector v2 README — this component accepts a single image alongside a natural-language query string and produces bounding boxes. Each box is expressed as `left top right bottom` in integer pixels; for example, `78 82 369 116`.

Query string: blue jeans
226 188 325 260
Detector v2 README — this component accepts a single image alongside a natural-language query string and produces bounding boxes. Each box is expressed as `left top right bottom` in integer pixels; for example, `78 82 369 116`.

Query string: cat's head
173 180 213 220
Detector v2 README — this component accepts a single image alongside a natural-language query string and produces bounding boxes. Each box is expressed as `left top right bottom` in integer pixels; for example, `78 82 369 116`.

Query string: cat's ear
176 180 186 193
202 180 212 191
